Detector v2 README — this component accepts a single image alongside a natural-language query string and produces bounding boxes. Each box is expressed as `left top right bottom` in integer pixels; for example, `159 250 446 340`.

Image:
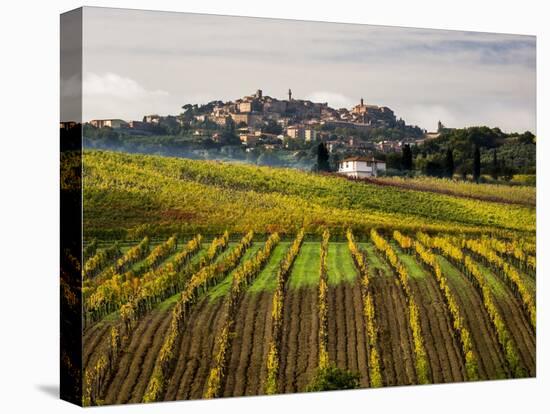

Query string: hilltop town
85 89 428 159
80 89 535 178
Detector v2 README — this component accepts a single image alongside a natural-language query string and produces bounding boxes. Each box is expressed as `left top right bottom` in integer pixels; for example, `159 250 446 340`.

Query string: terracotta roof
340 157 385 163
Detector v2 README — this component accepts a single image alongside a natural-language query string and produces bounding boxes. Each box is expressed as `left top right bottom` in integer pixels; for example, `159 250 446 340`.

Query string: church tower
288 88 292 101
360 97 364 106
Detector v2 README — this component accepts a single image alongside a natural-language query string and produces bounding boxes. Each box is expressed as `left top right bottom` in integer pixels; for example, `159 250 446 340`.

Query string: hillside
83 150 535 239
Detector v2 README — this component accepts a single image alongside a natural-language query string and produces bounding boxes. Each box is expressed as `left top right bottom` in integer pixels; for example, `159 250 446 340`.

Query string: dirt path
438 256 508 379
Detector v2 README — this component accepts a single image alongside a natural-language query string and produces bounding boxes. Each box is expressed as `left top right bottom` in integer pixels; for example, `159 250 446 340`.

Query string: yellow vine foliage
371 229 430 384
408 233 479 381
204 233 280 398
463 237 535 329
264 229 305 394
317 230 330 370
423 233 525 377
347 229 382 387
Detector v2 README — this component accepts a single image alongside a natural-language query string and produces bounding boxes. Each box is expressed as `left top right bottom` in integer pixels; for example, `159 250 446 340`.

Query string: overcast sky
82 7 536 133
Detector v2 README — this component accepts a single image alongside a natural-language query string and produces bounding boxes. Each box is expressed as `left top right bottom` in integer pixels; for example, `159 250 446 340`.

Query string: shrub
306 365 360 392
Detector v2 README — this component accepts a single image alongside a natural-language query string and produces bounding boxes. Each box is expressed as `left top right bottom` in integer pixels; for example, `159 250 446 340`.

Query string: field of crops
82 150 535 239
78 150 535 406
81 229 536 405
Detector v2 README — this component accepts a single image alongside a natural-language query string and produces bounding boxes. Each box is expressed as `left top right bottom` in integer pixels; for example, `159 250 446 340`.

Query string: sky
81 7 536 133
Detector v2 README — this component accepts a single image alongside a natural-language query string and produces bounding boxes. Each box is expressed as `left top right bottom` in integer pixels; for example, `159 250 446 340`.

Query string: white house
337 157 386 178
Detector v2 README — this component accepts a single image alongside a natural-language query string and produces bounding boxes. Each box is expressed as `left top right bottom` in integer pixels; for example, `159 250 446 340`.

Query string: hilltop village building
85 89 429 158
89 119 128 129
337 157 387 178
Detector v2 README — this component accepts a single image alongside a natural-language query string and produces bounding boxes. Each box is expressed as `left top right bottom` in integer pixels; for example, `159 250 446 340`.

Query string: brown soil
222 293 256 397
370 273 417 386
188 299 229 400
327 281 370 387
166 297 225 401
126 313 172 403
408 270 466 383
222 291 273 397
278 288 319 393
441 257 508 379
102 309 169 404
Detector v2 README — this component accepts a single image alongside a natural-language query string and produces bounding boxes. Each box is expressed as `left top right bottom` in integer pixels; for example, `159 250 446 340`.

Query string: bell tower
288 88 292 101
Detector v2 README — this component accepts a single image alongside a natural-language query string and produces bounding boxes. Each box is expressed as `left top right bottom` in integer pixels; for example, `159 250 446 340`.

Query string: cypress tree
401 144 413 171
316 143 331 172
473 145 481 183
491 148 498 180
444 148 454 178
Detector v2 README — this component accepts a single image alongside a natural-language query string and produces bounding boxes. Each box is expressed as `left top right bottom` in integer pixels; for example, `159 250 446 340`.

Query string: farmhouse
337 156 386 178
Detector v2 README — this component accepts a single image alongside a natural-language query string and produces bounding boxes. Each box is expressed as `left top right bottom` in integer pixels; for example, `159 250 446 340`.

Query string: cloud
305 91 355 109
83 72 168 100
83 72 174 121
81 8 536 132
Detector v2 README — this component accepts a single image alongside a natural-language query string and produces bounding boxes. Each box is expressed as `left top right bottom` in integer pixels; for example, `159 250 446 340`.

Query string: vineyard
83 150 535 238
82 230 535 405
79 151 535 405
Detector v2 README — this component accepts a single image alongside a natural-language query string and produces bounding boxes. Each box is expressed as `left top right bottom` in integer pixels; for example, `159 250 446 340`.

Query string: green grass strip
288 242 321 289
327 242 357 285
249 242 291 293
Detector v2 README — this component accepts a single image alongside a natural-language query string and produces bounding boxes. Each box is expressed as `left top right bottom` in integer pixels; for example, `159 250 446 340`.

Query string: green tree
444 148 454 178
401 144 413 171
518 131 535 145
473 145 481 183
263 119 283 135
425 160 443 177
307 365 360 392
